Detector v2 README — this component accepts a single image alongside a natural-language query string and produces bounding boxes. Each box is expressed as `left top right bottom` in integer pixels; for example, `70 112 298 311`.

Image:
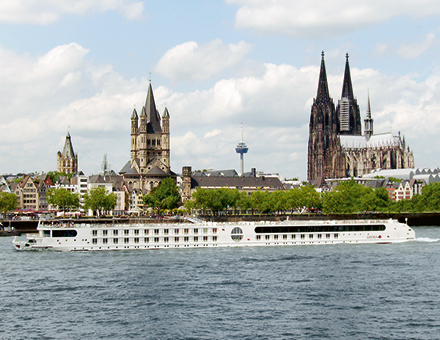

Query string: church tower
364 92 374 140
57 132 78 174
336 54 361 135
130 82 170 175
307 52 346 181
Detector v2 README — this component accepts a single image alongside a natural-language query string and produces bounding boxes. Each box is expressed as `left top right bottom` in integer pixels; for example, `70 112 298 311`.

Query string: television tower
235 124 249 176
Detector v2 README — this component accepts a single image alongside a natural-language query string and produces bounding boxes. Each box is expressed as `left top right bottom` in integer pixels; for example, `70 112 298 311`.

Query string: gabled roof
88 174 106 184
119 160 140 175
57 176 71 185
146 166 168 176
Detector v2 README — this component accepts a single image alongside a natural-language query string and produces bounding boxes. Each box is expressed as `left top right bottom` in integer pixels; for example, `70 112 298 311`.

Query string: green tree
47 171 75 184
285 188 302 213
322 180 364 213
191 188 238 215
47 188 80 214
271 190 288 213
415 182 440 212
322 180 391 213
299 185 322 211
143 178 181 213
237 191 252 213
0 192 18 217
83 187 117 216
251 191 274 214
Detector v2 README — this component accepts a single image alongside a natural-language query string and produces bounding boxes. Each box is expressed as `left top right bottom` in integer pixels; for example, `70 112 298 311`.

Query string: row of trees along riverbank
183 180 440 216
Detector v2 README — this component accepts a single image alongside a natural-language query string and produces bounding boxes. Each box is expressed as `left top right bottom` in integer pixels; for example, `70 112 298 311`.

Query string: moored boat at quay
12 218 415 251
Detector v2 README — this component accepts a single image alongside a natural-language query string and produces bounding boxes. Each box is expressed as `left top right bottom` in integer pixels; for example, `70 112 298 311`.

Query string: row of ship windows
255 234 338 241
91 228 217 237
92 236 215 244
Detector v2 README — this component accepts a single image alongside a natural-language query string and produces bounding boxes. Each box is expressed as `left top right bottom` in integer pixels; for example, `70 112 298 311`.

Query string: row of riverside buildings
1 53 435 214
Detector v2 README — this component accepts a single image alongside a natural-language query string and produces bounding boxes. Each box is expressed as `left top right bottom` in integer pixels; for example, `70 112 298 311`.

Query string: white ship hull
13 219 415 251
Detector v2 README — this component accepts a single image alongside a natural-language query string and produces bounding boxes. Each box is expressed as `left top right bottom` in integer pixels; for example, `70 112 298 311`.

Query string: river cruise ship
12 218 415 251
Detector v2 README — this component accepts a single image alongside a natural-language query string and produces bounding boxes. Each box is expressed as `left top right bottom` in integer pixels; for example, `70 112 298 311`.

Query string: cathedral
307 52 414 182
120 82 173 190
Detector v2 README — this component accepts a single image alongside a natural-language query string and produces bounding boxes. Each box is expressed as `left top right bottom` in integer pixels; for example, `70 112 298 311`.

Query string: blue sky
2 0 440 180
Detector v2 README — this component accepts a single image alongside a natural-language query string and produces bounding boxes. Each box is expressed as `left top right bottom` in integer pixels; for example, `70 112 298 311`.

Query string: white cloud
205 129 222 138
226 0 440 37
155 39 253 81
398 32 437 59
0 0 144 25
374 31 437 59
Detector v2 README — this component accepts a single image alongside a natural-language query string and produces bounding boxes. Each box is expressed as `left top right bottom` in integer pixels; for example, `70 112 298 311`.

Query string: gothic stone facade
307 52 414 182
120 82 172 191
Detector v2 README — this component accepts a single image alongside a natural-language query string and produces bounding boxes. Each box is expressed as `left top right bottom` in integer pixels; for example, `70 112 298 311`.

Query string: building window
113 230 118 236
124 230 129 236
154 237 159 243
194 236 198 242
164 229 169 235
134 230 139 235
164 237 169 243
274 235 278 240
301 234 305 239
213 228 217 234
256 235 261 240
144 229 149 235
92 238 97 244
174 237 179 242
103 238 108 244
154 229 159 235
92 230 97 237
184 236 189 242
203 236 208 242
174 229 179 235
194 229 198 235
124 238 129 244
326 234 330 239
144 238 149 243
213 236 217 242
134 238 139 244
184 228 189 235
113 238 118 244
103 230 108 236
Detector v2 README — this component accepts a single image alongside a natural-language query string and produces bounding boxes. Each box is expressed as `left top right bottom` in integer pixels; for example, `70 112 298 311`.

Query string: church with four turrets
120 82 174 191
307 52 415 183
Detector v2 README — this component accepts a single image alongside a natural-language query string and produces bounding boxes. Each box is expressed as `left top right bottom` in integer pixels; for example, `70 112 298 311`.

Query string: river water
1 226 439 340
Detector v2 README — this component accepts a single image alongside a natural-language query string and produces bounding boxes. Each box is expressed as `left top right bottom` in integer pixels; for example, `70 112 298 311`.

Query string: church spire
341 53 354 100
316 51 331 102
62 132 75 158
144 82 162 133
364 91 374 140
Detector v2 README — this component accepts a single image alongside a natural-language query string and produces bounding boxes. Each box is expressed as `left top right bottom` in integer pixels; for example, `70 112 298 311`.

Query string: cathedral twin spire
316 51 331 103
